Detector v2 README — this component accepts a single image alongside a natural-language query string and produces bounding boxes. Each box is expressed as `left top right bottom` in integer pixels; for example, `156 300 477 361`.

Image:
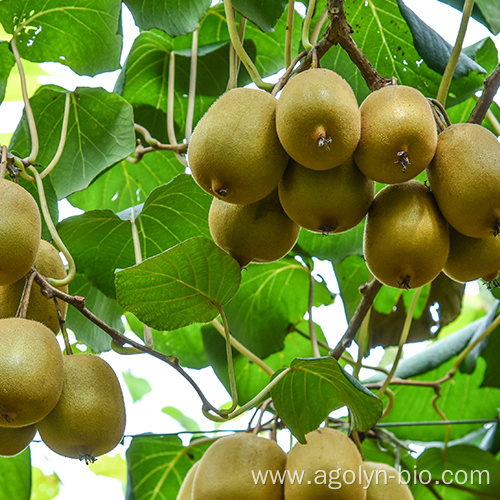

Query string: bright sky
1 2 498 498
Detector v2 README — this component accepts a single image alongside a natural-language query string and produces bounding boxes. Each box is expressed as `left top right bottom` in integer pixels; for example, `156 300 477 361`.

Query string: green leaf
66 273 124 353
364 313 486 384
205 321 331 406
10 86 136 199
115 237 242 331
232 0 287 32
126 434 209 499
0 41 14 105
380 357 500 442
295 224 364 263
88 454 127 486
118 5 303 134
58 174 213 298
398 0 486 78
0 0 122 76
31 467 60 500
321 0 485 106
0 448 31 500
271 357 383 443
122 370 152 403
463 37 499 75
123 0 211 37
125 313 209 369
223 258 333 359
68 151 185 212
333 254 371 323
161 407 201 432
368 273 464 348
416 445 500 498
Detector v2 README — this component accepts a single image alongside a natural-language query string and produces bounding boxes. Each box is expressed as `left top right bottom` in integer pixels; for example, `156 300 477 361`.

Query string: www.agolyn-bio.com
251 466 491 489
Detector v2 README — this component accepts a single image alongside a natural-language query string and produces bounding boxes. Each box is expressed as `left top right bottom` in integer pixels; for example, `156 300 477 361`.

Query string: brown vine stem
468 63 500 125
330 278 383 359
16 269 36 319
0 146 7 179
271 50 308 96
295 0 391 90
32 271 223 416
54 296 73 355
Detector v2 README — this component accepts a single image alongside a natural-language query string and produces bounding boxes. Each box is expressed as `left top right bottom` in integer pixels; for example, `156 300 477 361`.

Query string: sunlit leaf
271 357 383 443
10 86 136 199
116 237 241 331
0 0 122 75
126 434 210 499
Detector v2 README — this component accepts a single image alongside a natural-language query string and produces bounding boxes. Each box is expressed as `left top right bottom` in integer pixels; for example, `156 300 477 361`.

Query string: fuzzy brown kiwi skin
209 189 300 268
276 68 361 171
278 157 375 234
187 87 290 205
426 123 500 239
353 85 437 184
363 181 450 289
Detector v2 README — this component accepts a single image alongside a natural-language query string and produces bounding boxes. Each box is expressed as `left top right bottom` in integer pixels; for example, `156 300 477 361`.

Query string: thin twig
295 0 391 90
285 0 295 69
302 0 317 50
271 50 308 96
211 318 274 377
54 296 73 354
376 287 422 398
185 28 199 141
0 146 7 179
436 0 475 106
11 35 39 164
330 278 383 359
16 269 37 319
28 165 76 287
468 63 500 125
40 93 71 178
32 271 223 416
311 8 328 46
308 269 321 358
223 0 273 91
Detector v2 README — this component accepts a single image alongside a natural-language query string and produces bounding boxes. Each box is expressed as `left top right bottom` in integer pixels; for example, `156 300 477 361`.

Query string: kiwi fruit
284 426 366 499
0 179 42 286
0 240 68 333
209 189 300 267
362 461 413 499
0 317 64 427
278 157 375 233
444 227 500 284
0 424 37 457
276 68 361 171
177 461 201 500
192 432 287 499
353 85 437 184
426 123 500 238
363 180 449 289
188 88 289 205
37 353 126 462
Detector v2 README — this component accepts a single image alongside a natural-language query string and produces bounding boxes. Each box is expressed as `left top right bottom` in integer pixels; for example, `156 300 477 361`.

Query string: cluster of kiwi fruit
0 178 126 462
188 68 500 289
177 427 413 499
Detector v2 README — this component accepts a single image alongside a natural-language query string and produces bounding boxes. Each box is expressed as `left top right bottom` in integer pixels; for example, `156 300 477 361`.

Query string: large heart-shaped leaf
68 150 185 212
0 0 122 76
223 258 333 359
115 237 241 331
271 357 383 443
126 434 210 499
58 174 212 297
10 85 136 199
